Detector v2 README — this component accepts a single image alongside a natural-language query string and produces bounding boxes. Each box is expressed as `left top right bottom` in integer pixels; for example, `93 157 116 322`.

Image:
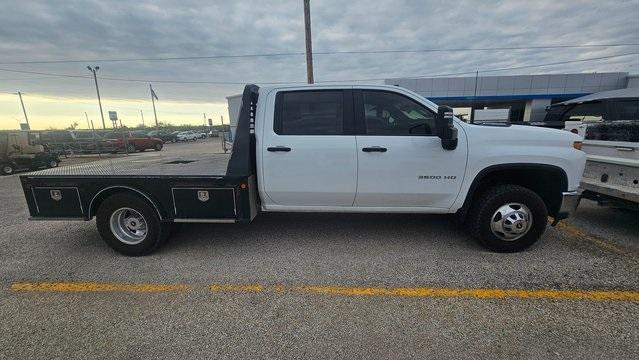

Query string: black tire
96 193 170 256
1 163 14 176
154 143 163 151
467 184 548 252
48 160 59 168
126 144 136 153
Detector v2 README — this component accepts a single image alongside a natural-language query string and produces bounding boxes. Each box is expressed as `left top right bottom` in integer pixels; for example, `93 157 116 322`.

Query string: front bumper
555 190 581 221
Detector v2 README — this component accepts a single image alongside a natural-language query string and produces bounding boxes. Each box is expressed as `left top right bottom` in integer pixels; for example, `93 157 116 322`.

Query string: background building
385 72 631 123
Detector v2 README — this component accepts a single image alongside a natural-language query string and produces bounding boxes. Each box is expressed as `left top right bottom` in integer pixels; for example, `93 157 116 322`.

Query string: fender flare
88 185 165 220
459 163 568 216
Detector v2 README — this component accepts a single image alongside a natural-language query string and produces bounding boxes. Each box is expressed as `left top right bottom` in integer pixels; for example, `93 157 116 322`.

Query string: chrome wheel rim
109 207 147 245
2 165 12 174
490 203 532 241
49 160 58 168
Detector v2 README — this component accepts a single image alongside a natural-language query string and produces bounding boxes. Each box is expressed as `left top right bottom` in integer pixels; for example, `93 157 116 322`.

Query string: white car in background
176 131 199 142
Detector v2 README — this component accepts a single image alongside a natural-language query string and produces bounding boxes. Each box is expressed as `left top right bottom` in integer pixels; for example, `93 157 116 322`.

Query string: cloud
0 0 638 128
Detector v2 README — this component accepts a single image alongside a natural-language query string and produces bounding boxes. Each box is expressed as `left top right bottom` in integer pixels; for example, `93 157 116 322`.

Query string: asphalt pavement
1 138 637 359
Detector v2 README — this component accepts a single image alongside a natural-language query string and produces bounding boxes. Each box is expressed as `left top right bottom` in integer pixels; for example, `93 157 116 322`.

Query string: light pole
150 84 159 130
16 91 29 128
87 66 106 129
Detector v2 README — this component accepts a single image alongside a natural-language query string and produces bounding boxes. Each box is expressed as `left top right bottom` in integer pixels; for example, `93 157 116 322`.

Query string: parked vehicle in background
196 130 208 139
176 131 199 142
19 84 585 255
147 130 178 143
208 130 219 137
551 88 639 210
101 131 163 152
38 130 107 154
0 131 60 175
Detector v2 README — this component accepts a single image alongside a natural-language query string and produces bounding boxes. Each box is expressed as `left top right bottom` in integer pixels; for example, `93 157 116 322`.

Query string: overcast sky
1 0 638 129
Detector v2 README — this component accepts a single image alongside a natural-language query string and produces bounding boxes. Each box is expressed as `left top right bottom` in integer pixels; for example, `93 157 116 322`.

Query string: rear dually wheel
96 193 170 256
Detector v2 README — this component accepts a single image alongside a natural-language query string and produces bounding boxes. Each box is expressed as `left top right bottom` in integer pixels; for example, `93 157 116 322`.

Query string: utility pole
16 91 29 128
303 0 314 84
471 70 479 124
87 66 106 129
150 84 159 130
140 110 145 127
84 112 90 129
203 113 207 126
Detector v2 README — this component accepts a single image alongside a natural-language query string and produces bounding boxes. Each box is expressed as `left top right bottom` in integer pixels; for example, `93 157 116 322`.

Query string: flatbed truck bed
20 147 258 224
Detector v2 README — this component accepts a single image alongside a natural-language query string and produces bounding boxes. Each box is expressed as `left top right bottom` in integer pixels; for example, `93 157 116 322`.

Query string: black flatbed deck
20 84 260 224
20 151 257 223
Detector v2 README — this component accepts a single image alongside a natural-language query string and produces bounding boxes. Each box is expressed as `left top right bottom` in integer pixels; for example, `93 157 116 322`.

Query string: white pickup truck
19 84 585 255
554 88 639 210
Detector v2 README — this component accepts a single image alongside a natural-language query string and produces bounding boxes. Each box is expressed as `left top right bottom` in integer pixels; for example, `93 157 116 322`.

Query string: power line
0 76 58 81
320 51 639 82
0 50 637 85
0 92 220 109
391 51 639 80
0 68 91 79
0 43 638 65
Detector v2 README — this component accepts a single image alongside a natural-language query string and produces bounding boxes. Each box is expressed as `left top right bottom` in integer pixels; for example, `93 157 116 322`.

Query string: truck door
353 89 467 208
261 89 357 206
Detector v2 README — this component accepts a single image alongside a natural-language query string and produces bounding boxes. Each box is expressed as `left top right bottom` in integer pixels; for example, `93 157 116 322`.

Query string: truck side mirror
435 105 458 150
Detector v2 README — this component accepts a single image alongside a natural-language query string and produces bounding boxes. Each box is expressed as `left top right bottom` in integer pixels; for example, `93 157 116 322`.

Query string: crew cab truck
19 84 585 256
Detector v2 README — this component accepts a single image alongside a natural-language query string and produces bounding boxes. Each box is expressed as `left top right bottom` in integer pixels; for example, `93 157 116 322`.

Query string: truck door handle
615 147 635 152
362 147 387 153
267 146 291 152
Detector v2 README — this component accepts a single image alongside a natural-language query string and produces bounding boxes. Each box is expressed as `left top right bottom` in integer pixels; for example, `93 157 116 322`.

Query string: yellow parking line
11 282 639 302
209 283 639 302
209 284 264 293
296 285 639 301
554 221 627 255
10 281 190 293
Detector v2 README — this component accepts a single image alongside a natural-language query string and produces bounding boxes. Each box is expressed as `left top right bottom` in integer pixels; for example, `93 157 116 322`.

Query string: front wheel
126 144 136 153
467 184 548 252
96 193 170 256
154 143 163 151
1 163 15 175
48 159 59 168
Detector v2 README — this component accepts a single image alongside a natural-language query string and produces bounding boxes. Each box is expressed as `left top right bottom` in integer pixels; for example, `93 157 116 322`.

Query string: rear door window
275 91 345 135
584 100 639 142
612 100 639 120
